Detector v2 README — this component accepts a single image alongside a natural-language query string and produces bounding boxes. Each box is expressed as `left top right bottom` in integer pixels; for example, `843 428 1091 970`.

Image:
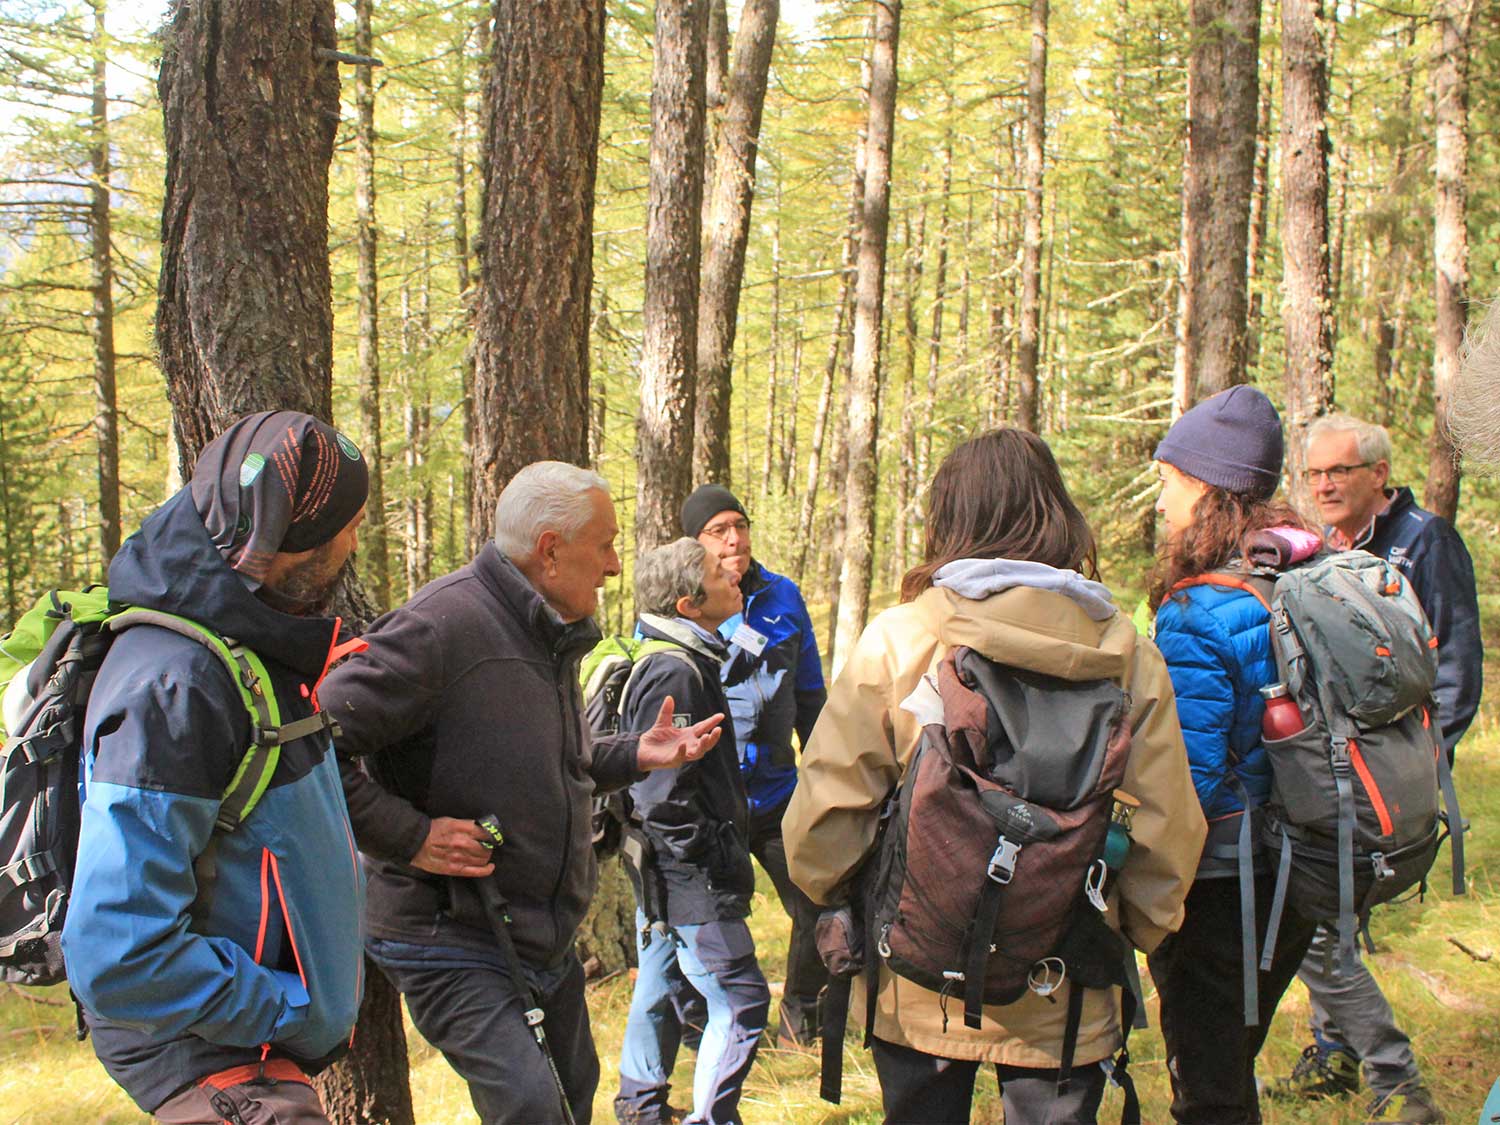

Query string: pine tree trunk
354 0 389 609
1280 0 1333 513
792 182 856 584
922 133 952 487
1183 0 1260 403
1244 44 1274 377
88 0 120 564
987 114 1008 427
692 0 780 488
636 0 707 553
761 215 782 498
895 210 922 584
1015 0 1048 433
781 306 802 496
452 23 475 550
155 4 413 1120
470 1 603 550
156 0 340 466
1424 0 1470 522
832 0 901 677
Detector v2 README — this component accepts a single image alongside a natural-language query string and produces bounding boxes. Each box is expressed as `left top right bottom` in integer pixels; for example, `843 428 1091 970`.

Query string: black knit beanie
1153 386 1284 498
681 484 747 538
190 411 369 585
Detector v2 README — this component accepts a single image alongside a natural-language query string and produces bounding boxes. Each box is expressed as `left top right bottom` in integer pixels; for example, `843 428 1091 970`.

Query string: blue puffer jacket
60 489 364 1113
1153 577 1276 847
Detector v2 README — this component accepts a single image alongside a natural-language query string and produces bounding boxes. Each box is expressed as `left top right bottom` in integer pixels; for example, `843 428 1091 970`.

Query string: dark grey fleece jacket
323 543 640 968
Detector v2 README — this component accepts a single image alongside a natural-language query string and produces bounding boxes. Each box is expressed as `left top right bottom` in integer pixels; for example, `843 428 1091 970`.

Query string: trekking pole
473 814 577 1125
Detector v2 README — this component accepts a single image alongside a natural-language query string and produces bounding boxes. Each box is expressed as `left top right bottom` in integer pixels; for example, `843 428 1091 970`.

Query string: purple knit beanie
1153 385 1284 498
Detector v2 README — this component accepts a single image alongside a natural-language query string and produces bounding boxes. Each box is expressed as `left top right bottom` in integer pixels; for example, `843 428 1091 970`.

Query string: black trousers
1146 875 1318 1125
871 1035 1109 1125
749 796 829 1044
385 950 599 1125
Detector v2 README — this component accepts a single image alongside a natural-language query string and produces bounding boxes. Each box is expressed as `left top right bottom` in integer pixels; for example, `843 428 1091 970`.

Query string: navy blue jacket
61 489 364 1113
717 562 826 813
623 616 753 925
1348 487 1483 756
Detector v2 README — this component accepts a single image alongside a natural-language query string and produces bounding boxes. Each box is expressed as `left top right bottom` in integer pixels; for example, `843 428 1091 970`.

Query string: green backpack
0 587 333 988
579 636 702 860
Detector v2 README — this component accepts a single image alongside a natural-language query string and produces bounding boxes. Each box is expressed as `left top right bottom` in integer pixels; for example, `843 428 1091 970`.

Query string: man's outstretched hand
636 696 724 772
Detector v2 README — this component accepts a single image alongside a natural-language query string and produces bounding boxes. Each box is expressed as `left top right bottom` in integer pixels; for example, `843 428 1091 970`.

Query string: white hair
1455 300 1500 472
1306 412 1392 466
493 461 610 561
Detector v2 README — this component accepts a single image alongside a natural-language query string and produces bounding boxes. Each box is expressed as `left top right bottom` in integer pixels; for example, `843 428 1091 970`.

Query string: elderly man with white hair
324 462 724 1125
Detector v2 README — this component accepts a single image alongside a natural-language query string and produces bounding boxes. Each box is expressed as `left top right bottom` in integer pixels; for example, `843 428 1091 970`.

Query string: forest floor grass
4 636 1499 1123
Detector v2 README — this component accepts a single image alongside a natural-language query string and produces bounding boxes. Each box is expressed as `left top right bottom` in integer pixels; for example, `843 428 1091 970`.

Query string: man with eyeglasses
681 484 830 1048
1271 413 1482 1124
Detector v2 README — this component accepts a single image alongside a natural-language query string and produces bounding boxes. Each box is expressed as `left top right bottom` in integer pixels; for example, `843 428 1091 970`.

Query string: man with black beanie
682 483 830 1047
62 411 368 1123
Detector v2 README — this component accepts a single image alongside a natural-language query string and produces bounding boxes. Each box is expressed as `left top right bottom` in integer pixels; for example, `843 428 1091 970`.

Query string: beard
258 554 352 617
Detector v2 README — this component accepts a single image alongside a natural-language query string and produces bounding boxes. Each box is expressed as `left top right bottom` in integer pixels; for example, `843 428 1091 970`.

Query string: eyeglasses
700 518 751 542
1302 463 1373 484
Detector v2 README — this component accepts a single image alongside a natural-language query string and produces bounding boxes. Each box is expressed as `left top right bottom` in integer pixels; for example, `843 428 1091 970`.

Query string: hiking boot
1364 1084 1444 1124
1269 1042 1360 1099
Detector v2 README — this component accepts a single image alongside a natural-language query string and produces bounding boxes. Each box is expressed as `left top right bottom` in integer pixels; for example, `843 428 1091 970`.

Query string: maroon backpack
860 646 1141 1113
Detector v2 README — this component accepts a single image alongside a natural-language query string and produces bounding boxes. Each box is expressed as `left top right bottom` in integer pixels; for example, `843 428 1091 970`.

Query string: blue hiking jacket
1350 486 1483 757
717 561 826 814
1153 577 1276 858
60 489 364 1113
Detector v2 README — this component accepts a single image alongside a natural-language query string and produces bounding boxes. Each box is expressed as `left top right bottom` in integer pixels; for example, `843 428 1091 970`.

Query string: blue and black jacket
1348 486 1483 757
60 489 364 1113
1154 575 1276 878
717 561 826 814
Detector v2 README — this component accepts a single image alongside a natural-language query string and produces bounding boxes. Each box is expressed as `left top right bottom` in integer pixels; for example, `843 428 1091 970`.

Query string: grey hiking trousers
1299 923 1423 1096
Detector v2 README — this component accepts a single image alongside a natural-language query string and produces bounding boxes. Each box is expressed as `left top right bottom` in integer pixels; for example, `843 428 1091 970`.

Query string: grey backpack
1239 552 1463 970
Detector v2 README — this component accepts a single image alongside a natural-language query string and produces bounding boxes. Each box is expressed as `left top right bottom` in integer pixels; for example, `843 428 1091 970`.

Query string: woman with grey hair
609 538 771 1125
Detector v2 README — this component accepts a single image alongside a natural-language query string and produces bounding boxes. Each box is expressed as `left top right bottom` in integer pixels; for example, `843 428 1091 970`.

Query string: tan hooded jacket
784 570 1206 1068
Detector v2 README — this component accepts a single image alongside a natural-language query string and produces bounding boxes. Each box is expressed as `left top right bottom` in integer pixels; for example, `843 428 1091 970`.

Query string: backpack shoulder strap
106 608 331 832
1169 568 1277 612
621 642 705 718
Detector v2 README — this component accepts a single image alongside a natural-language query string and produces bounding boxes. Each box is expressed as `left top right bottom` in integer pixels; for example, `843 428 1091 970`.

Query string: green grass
6 707 1499 1122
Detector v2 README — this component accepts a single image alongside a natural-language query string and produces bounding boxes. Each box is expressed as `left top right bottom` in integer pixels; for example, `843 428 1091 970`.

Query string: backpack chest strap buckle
987 837 1022 884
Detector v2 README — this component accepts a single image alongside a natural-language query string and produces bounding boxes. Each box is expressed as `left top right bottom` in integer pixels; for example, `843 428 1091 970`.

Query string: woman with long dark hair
783 428 1204 1124
1144 386 1322 1124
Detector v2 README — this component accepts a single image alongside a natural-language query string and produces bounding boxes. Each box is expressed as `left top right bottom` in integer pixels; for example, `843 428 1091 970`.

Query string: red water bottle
1260 683 1304 740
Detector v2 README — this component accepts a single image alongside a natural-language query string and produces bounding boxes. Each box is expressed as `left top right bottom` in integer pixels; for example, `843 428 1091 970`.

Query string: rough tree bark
1183 0 1260 403
1424 0 1471 523
832 0 901 677
88 0 120 563
1280 0 1333 512
157 0 339 463
354 0 389 609
469 1 603 549
691 0 779 488
1015 0 1048 433
635 0 707 553
155 3 412 1121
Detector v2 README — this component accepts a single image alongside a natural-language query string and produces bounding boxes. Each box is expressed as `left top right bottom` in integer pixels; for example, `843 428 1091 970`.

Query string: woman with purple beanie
1145 386 1323 1124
